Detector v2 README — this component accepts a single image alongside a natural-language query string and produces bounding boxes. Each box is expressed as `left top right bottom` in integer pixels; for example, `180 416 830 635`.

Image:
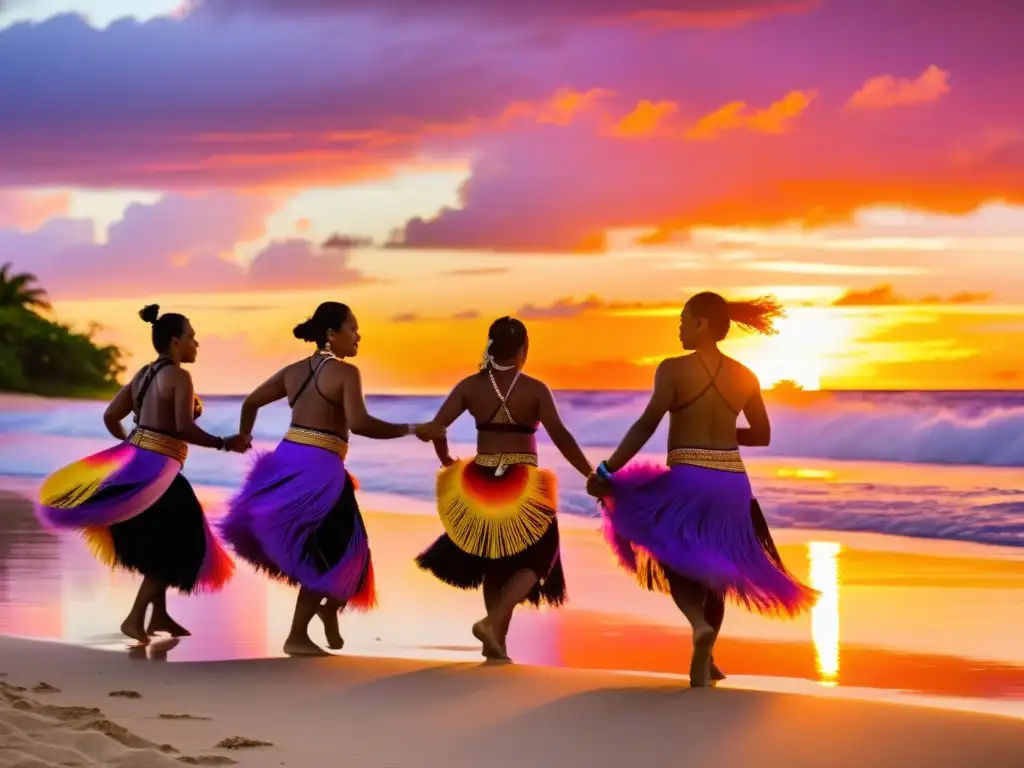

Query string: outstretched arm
239 368 288 438
737 376 770 447
538 385 592 478
341 364 435 440
603 361 674 473
426 381 468 465
102 382 134 441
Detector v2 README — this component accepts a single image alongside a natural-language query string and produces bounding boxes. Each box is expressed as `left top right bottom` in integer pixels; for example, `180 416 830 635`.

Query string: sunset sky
2 0 1023 393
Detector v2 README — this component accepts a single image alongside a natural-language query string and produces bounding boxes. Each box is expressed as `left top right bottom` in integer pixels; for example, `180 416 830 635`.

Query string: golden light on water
775 467 836 480
808 541 841 683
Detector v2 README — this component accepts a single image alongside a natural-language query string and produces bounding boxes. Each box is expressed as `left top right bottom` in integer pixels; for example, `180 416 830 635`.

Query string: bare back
131 362 178 433
462 369 542 455
285 355 350 439
663 354 758 450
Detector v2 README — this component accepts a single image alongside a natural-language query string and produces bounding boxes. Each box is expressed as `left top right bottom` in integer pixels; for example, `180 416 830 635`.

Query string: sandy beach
3 634 1024 768
3 483 1024 766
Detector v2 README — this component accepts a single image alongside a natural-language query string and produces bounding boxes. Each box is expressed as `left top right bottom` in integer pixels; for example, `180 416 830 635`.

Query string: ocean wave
4 390 1024 468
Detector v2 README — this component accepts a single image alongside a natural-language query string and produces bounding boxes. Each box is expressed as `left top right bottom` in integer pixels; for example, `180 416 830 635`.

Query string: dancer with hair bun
35 305 246 644
415 316 593 662
219 301 445 656
587 292 818 687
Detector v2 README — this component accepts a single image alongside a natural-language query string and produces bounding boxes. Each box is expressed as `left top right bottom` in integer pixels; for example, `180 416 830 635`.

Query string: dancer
35 305 247 644
219 301 444 656
587 292 818 687
415 316 592 662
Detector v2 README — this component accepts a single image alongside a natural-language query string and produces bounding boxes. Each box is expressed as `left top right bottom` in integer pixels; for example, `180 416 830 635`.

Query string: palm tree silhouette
0 262 50 311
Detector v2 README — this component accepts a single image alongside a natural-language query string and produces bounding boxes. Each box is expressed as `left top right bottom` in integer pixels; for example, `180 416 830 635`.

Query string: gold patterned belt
284 426 349 460
474 452 538 476
129 428 188 464
667 447 745 473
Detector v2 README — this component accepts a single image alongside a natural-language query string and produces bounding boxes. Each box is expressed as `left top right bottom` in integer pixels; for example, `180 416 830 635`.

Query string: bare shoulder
163 365 191 383
333 359 359 379
725 356 759 384
519 372 552 396
657 355 690 378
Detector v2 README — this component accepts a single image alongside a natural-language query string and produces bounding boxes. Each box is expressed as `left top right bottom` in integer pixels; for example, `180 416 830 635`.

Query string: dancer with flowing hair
587 292 818 687
415 316 592 661
219 301 445 656
35 305 246 644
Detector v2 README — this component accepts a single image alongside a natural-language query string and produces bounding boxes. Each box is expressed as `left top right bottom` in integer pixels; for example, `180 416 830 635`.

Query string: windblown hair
686 292 784 341
293 302 351 348
480 316 527 369
139 304 188 354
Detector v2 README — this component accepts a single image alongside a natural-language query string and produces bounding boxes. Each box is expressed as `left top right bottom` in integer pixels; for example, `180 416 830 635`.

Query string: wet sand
2 634 1024 768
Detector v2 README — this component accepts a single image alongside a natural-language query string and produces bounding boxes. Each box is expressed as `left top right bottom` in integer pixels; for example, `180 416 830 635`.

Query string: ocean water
1 390 1022 548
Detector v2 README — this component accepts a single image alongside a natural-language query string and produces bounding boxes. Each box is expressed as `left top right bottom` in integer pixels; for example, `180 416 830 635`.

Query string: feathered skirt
600 448 817 617
34 428 234 594
219 426 376 609
416 454 565 607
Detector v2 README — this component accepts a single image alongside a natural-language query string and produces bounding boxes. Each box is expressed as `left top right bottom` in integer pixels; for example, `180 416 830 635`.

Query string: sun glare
732 307 854 391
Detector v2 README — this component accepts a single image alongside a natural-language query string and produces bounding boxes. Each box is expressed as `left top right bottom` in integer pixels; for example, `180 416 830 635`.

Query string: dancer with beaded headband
587 292 818 687
415 317 593 661
219 302 445 656
35 305 247 644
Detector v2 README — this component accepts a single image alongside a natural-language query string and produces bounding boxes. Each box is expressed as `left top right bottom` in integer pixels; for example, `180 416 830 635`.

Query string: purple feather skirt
601 457 818 617
219 440 376 610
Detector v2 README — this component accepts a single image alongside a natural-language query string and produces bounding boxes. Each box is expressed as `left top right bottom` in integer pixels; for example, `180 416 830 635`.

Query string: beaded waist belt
284 426 349 460
667 447 745 473
474 452 538 476
129 428 188 465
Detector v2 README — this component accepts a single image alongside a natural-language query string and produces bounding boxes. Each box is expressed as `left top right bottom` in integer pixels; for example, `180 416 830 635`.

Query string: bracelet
596 461 613 480
215 436 225 451
405 423 415 436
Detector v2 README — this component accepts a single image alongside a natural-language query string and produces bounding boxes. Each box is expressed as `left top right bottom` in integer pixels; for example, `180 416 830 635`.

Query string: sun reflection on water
808 541 841 684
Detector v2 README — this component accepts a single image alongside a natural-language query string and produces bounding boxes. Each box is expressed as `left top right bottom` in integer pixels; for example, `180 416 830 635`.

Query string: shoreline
2 636 1023 768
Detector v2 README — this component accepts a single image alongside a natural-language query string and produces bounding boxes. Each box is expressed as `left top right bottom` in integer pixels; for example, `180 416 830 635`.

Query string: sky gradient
2 0 1023 393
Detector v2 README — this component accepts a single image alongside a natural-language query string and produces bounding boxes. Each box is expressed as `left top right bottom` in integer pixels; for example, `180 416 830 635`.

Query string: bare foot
711 657 726 681
316 605 345 650
283 636 329 657
689 626 716 688
471 620 505 660
147 614 191 637
120 617 149 645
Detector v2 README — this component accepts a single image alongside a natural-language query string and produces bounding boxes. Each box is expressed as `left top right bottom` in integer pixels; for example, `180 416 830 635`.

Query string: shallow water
3 485 1023 719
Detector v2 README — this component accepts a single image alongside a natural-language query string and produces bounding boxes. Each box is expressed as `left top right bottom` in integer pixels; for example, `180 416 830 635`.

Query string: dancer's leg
316 597 346 650
704 592 726 681
666 571 716 687
473 569 536 660
146 586 191 637
121 576 162 644
481 573 510 659
284 587 329 656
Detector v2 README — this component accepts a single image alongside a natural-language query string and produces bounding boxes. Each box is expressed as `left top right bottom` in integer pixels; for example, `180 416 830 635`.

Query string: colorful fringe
220 440 377 609
600 460 818 618
35 442 234 594
436 459 557 559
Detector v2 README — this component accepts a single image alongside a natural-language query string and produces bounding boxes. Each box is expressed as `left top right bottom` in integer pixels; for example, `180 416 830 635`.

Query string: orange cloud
610 100 680 137
0 191 70 230
500 88 611 127
833 284 991 306
847 65 950 111
686 89 817 140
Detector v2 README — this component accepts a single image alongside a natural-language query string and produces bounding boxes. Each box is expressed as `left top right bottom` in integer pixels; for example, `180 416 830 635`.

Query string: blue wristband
596 461 613 481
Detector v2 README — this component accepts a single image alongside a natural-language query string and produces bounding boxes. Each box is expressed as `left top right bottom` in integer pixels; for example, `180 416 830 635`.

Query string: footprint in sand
32 682 61 694
160 713 213 721
215 736 274 750
177 757 238 765
108 689 143 698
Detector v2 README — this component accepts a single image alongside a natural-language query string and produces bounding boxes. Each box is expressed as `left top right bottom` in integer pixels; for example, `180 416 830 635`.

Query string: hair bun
139 304 160 324
293 319 316 342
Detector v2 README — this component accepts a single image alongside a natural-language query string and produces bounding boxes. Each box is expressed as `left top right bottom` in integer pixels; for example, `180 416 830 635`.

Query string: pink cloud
193 0 817 27
847 65 950 111
0 192 366 299
0 191 70 230
686 90 817 139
